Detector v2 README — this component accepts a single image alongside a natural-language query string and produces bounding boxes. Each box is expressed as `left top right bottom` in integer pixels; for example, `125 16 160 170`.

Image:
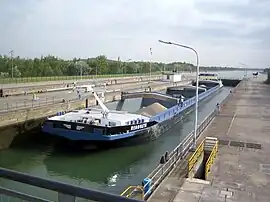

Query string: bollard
165 151 169 162
85 99 89 108
142 178 152 197
160 155 166 164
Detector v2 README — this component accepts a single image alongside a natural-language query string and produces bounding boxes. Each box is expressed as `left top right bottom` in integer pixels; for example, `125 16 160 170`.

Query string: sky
0 0 270 69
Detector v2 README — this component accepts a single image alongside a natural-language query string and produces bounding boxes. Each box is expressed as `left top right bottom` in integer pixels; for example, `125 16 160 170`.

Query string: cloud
0 0 270 68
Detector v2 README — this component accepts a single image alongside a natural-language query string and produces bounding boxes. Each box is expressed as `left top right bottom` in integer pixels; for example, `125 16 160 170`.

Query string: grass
0 73 160 84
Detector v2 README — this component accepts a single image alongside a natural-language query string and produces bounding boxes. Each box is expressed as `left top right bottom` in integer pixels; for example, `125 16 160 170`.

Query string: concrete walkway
149 76 270 202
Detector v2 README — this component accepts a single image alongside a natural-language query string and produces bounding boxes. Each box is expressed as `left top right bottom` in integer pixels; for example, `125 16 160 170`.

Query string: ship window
109 122 116 127
130 120 133 124
142 119 144 123
138 119 141 124
134 120 137 124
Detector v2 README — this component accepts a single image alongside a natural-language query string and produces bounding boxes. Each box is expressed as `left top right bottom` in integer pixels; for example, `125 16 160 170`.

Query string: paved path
149 75 270 202
0 73 195 89
0 75 147 89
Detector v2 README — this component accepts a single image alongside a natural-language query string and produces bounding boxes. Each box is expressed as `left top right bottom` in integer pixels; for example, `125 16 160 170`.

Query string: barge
42 79 223 150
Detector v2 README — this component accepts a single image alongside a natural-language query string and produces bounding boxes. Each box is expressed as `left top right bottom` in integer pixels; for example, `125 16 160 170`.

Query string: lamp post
239 62 248 79
149 48 152 83
9 50 14 79
75 59 82 80
239 62 248 91
158 40 199 149
80 61 82 80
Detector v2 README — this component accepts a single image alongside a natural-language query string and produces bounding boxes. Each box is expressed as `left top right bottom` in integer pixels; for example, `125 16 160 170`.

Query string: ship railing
0 167 143 202
150 84 220 122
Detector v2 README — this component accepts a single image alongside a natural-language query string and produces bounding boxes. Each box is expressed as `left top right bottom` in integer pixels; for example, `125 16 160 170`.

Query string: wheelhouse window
109 122 116 127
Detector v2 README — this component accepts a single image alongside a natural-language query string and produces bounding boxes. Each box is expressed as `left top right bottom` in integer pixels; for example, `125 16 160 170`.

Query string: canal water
0 71 251 201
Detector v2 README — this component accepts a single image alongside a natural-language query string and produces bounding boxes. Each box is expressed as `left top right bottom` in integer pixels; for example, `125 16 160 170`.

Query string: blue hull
42 85 222 148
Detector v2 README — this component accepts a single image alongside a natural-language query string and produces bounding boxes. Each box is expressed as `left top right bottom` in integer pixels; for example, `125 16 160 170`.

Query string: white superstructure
48 91 150 127
49 108 150 127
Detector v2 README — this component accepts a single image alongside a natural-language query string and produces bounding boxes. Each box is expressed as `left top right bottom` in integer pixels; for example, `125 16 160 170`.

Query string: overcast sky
1 0 269 68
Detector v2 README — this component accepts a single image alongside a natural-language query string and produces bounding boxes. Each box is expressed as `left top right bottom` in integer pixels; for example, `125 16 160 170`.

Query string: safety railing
0 73 163 84
144 109 217 199
120 186 144 200
121 83 235 200
188 140 205 172
0 96 64 113
205 138 218 179
121 107 218 200
0 167 143 202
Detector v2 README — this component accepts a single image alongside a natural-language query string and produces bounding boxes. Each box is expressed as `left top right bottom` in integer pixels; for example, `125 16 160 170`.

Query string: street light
239 62 248 91
9 50 14 79
75 59 82 80
239 62 248 79
158 40 199 149
149 48 152 83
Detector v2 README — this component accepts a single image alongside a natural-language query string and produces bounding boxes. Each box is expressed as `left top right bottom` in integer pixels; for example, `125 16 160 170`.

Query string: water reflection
44 143 155 184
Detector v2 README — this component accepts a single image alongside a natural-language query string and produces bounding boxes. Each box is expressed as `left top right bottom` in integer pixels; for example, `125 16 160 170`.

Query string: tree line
0 54 239 78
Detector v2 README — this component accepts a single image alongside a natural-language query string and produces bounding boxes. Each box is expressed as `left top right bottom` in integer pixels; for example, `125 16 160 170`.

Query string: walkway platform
149 76 270 202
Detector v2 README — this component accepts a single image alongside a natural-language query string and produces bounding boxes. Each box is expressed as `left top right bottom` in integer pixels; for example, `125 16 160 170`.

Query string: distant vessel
198 73 218 81
195 73 223 87
42 76 223 150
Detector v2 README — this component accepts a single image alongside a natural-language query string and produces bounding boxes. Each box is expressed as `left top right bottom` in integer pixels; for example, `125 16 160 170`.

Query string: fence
0 73 161 84
0 167 143 202
0 96 68 113
205 137 218 179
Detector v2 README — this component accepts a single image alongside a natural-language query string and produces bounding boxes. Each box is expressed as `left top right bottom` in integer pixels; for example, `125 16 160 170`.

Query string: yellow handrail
188 140 205 172
120 185 144 200
205 140 218 179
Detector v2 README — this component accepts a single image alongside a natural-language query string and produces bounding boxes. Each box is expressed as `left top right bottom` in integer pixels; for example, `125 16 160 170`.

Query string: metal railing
188 140 204 172
121 83 237 200
0 167 143 202
0 73 162 84
0 96 64 113
205 138 218 179
120 186 144 200
121 108 218 200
